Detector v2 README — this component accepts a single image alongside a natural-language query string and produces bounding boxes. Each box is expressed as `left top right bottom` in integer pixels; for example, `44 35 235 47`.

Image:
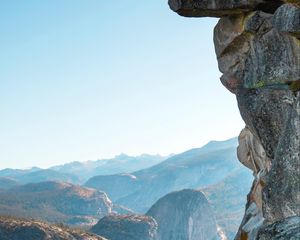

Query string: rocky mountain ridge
0 177 19 189
0 154 168 185
0 216 106 240
51 154 168 180
0 138 254 238
0 181 112 226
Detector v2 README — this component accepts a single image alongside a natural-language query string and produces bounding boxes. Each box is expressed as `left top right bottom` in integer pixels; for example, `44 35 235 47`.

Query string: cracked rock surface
169 1 300 239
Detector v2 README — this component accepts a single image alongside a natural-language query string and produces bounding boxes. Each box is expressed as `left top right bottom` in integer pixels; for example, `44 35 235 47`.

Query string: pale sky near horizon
0 1 245 169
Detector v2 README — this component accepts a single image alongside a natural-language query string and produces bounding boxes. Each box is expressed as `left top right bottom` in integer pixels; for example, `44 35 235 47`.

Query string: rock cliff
146 189 222 240
168 1 300 239
90 214 158 240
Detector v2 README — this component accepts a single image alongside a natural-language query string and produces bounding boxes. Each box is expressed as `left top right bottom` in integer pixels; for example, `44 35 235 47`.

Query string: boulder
91 214 157 240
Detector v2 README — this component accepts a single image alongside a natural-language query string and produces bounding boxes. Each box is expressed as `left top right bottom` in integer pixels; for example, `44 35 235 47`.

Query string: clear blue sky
0 1 244 169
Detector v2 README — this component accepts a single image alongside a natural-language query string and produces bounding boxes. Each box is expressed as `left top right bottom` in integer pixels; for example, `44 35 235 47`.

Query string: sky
0 1 245 169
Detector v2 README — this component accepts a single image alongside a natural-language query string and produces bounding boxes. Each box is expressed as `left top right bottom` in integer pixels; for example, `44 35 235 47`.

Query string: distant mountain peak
200 137 238 152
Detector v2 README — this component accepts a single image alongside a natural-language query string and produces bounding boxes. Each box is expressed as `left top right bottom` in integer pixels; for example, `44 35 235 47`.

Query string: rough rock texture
237 127 271 174
273 3 300 37
146 189 222 240
235 128 270 240
0 216 106 240
90 214 158 240
169 1 300 239
214 12 300 94
169 0 284 17
257 216 300 240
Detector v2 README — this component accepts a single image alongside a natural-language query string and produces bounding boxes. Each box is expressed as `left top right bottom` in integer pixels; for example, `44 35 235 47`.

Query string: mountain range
85 138 250 211
0 154 168 185
0 137 253 239
51 154 168 180
84 138 253 238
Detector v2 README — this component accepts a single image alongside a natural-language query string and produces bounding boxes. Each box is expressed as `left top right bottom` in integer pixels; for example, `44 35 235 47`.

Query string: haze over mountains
83 137 253 238
0 177 19 189
85 138 244 211
0 154 168 185
51 154 168 180
0 137 253 239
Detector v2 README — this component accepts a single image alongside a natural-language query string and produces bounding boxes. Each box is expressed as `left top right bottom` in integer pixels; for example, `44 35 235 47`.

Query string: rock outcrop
146 189 222 240
169 1 300 239
235 128 270 239
90 214 158 240
0 216 106 240
257 216 300 240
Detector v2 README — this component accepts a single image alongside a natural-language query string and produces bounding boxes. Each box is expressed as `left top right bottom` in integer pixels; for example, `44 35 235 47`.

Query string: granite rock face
0 216 106 240
146 189 222 240
273 3 300 37
91 214 158 240
169 1 300 239
213 11 300 94
235 128 269 240
257 216 300 240
237 127 271 174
